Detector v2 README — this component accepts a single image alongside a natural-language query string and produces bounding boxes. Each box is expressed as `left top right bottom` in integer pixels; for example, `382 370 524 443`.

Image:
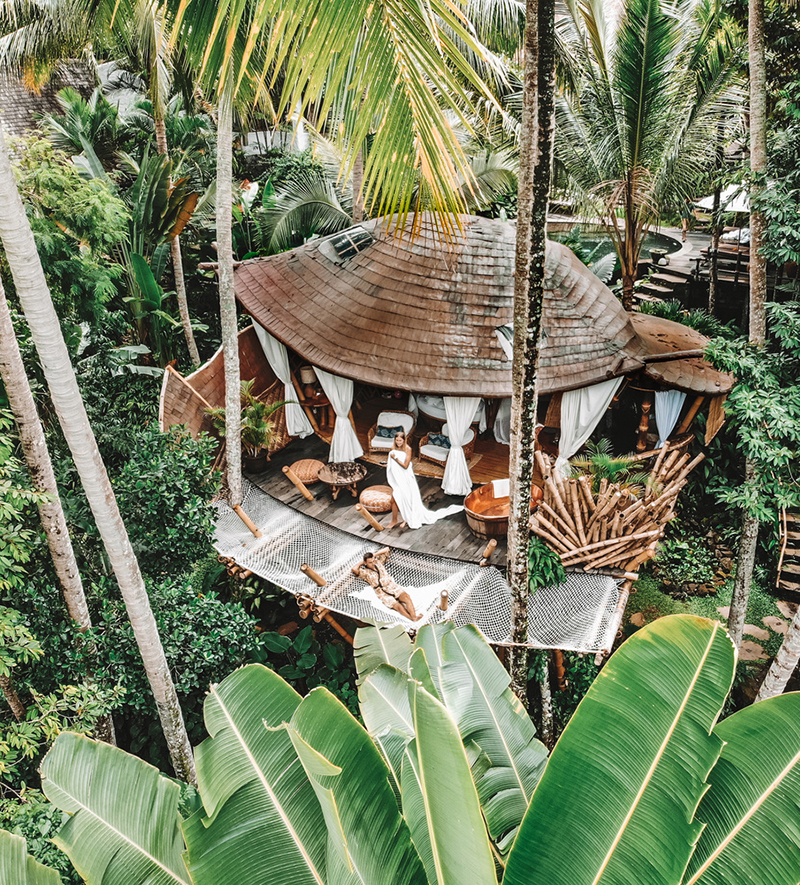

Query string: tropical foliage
554 0 744 306
3 616 798 885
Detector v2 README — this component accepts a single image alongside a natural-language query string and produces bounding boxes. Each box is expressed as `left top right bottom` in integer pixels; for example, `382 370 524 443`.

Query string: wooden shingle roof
234 213 730 397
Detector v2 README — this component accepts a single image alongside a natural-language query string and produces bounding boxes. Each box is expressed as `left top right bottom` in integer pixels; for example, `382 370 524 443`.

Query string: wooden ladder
777 511 800 594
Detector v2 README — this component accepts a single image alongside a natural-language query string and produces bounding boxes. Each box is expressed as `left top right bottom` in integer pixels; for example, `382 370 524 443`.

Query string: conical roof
234 214 729 396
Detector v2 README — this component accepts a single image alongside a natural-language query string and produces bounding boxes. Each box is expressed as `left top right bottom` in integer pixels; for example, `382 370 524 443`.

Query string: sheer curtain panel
315 368 364 462
253 323 314 439
442 396 480 496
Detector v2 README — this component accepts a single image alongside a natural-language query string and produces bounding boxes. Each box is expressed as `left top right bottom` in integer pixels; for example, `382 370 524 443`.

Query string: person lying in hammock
351 548 421 621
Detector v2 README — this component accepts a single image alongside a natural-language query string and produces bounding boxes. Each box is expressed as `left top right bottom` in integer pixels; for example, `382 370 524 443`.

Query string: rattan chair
367 409 416 454
418 423 475 466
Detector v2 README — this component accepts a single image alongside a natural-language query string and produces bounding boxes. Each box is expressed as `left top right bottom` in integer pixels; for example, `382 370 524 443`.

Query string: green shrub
652 536 717 586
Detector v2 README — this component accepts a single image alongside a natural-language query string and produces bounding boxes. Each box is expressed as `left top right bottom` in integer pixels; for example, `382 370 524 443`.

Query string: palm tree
554 0 743 310
506 0 556 706
727 0 768 649
0 280 90 630
27 616 800 885
0 125 195 784
166 0 498 508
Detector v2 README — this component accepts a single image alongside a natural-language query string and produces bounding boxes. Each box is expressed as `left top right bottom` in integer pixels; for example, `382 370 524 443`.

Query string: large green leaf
408 682 498 885
414 623 455 696
184 664 327 885
354 623 413 685
0 830 61 885
40 732 190 885
286 687 428 885
684 692 800 885
359 664 415 787
439 625 548 854
504 615 735 885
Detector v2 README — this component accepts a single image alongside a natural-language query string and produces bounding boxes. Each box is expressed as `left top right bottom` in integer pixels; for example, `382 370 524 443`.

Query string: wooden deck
246 398 510 567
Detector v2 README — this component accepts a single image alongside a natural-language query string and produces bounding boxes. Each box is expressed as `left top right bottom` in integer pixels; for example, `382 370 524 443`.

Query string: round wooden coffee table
318 461 368 500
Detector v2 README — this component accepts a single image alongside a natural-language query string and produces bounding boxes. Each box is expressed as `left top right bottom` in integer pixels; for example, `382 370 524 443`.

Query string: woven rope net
214 481 623 652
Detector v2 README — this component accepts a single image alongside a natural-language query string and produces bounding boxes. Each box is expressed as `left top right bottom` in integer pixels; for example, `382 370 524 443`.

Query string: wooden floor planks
247 404 509 567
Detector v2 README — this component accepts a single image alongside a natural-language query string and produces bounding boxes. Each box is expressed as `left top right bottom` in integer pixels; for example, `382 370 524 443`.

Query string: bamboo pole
560 528 662 564
283 465 314 501
480 538 498 566
233 504 262 538
539 499 581 547
300 564 327 587
675 395 705 436
439 591 449 611
356 504 384 532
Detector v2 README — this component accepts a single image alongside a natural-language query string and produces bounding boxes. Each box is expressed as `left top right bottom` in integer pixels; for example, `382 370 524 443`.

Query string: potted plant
207 379 287 473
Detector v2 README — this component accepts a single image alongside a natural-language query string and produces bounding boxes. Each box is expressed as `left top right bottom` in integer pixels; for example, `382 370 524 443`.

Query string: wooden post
283 465 314 501
300 564 327 587
356 504 385 532
636 392 653 452
439 590 449 611
675 395 705 436
233 504 262 538
480 538 497 566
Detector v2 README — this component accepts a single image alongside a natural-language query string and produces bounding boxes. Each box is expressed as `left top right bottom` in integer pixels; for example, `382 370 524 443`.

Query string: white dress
386 449 464 529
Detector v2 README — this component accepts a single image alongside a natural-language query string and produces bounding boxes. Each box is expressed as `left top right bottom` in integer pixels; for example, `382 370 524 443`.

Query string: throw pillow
428 433 451 449
376 424 405 439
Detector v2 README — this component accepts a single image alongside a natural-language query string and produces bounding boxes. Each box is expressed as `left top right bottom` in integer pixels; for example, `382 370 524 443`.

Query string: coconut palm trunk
0 125 196 784
0 280 91 629
507 0 556 706
728 0 768 648
216 90 243 507
154 114 201 367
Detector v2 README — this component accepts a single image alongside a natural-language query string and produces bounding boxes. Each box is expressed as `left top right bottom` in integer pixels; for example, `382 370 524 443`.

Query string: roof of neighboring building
234 213 733 397
0 63 95 137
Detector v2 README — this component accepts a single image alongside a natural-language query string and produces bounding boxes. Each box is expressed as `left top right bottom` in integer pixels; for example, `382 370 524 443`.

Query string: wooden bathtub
464 479 543 540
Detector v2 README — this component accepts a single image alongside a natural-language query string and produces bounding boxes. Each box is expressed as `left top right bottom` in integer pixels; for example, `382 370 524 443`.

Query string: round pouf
290 459 324 485
359 485 394 513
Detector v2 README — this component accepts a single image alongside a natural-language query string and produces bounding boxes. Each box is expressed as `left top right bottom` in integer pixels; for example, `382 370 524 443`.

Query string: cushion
290 459 324 484
420 444 449 462
370 436 395 450
376 424 405 439
428 432 451 449
377 411 414 433
360 485 394 513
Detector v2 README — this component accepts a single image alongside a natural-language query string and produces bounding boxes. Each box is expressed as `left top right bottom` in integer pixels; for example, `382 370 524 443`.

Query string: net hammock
213 481 623 652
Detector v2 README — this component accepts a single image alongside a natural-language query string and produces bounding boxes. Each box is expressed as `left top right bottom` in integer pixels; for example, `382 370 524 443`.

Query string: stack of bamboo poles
530 443 705 573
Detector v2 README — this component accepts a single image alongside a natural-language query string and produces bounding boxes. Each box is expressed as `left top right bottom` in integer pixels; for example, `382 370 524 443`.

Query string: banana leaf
40 732 190 885
354 623 413 685
184 664 327 885
504 615 735 885
684 692 800 885
0 830 61 885
407 682 498 885
439 625 548 854
286 687 428 885
414 623 455 695
359 664 415 786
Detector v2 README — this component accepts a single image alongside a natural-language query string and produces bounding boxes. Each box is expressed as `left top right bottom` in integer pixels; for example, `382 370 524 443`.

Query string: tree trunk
728 459 759 647
621 271 636 312
0 282 91 629
539 659 554 749
216 91 243 507
352 148 364 224
748 0 768 348
154 115 201 368
729 0 768 647
0 674 26 721
0 126 195 784
708 186 721 316
756 604 800 701
507 0 556 707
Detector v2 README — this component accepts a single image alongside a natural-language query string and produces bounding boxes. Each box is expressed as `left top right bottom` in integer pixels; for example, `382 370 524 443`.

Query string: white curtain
494 397 511 444
654 390 686 448
556 377 624 475
315 368 363 462
442 396 480 496
253 324 314 439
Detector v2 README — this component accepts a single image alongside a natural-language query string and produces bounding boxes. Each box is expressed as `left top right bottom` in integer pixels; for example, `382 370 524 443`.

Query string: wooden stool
359 485 394 514
290 459 324 484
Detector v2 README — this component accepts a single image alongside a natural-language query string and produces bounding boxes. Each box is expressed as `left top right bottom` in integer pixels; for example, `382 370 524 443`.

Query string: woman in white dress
386 431 463 529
